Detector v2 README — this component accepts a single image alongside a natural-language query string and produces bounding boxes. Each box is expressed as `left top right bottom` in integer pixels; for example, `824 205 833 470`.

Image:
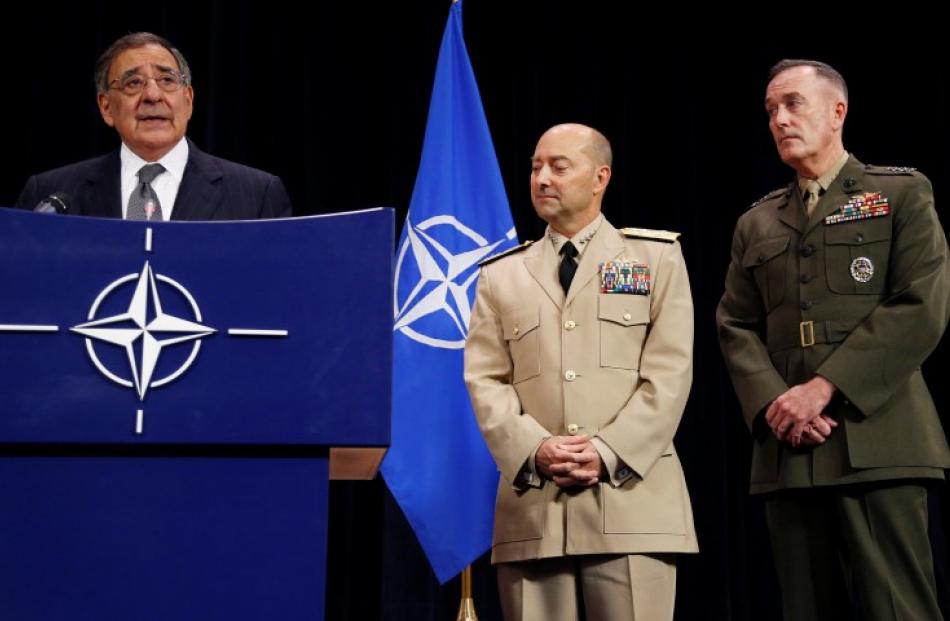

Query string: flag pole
451 2 483 619
451 4 478 619
455 565 478 621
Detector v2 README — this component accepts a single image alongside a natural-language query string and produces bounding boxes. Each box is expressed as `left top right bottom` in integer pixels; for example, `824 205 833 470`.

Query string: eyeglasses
109 71 188 96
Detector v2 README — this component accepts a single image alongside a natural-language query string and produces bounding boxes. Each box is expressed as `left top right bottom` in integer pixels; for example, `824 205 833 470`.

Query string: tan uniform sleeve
594 241 694 479
464 264 551 487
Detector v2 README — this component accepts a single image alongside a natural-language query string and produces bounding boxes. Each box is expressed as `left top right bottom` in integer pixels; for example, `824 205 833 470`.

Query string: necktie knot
560 241 578 259
138 163 165 185
127 163 166 221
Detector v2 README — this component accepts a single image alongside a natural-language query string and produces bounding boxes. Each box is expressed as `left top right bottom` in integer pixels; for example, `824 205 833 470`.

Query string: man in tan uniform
717 60 950 620
464 124 697 621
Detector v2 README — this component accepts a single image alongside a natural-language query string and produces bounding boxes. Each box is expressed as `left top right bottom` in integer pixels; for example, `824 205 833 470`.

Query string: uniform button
844 178 856 189
758 254 767 263
567 423 579 435
512 327 520 336
800 300 813 311
800 244 815 257
800 273 813 284
622 312 632 322
564 320 576 330
564 370 577 381
855 233 864 243
617 467 631 479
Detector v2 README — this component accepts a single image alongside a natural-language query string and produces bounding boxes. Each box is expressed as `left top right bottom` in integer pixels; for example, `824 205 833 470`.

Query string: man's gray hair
769 59 848 102
94 32 191 94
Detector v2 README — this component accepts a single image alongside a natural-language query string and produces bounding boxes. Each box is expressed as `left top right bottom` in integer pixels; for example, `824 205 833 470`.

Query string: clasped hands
765 376 839 447
535 435 604 487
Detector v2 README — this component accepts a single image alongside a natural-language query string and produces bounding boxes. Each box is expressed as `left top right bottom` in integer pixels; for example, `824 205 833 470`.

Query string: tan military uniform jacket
464 217 697 563
717 156 950 493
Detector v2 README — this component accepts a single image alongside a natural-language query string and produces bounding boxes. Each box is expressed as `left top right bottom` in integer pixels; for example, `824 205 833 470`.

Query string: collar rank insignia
824 192 890 225
600 259 650 295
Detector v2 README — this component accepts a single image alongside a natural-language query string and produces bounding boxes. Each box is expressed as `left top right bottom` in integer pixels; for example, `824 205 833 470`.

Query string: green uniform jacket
717 155 950 494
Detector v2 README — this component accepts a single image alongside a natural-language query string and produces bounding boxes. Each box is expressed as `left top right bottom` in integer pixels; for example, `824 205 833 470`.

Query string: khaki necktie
803 179 822 216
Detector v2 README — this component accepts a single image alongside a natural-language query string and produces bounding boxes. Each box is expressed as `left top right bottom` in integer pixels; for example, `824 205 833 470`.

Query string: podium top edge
0 205 395 223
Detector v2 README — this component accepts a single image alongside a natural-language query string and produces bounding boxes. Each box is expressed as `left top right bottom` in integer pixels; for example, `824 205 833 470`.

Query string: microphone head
34 192 70 215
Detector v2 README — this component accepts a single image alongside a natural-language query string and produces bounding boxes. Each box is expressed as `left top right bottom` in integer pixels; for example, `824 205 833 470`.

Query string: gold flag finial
455 566 479 621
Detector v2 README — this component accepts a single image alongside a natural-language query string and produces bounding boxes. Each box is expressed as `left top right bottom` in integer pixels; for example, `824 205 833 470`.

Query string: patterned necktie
803 179 822 217
127 163 166 221
559 241 579 294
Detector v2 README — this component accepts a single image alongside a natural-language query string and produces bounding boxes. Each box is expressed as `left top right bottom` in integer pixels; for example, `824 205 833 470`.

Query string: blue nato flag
381 0 518 583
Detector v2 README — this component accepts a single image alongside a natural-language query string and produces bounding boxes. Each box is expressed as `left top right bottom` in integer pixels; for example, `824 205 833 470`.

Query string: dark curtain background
2 3 948 619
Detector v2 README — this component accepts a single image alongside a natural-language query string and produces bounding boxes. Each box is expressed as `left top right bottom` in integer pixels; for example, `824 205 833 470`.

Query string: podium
0 207 393 620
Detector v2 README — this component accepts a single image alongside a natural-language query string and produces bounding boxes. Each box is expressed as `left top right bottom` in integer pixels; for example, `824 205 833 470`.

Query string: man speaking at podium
14 32 291 221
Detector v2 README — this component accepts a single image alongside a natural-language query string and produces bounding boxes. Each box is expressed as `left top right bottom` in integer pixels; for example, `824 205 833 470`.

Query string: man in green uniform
717 59 950 620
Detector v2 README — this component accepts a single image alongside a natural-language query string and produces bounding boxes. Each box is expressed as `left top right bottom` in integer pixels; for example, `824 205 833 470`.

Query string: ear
97 92 115 128
831 99 847 131
183 85 194 121
592 164 612 195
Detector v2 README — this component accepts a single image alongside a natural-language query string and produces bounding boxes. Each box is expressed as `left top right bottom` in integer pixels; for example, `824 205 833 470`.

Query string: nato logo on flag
394 214 516 350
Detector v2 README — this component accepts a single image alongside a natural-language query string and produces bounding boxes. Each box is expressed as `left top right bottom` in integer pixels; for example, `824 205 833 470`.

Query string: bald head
542 123 613 168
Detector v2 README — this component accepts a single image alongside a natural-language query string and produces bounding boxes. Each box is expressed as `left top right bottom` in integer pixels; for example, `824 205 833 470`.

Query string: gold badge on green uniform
600 259 651 295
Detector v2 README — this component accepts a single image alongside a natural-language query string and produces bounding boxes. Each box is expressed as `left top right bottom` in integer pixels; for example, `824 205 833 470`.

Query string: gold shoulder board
619 227 681 244
479 240 534 266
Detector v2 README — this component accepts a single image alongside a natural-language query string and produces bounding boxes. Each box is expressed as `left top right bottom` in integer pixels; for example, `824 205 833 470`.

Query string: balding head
542 123 613 168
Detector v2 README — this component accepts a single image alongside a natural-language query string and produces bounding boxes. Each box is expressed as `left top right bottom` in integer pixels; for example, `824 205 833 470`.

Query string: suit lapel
523 238 565 310
565 219 625 307
84 150 122 218
171 141 223 221
775 182 805 234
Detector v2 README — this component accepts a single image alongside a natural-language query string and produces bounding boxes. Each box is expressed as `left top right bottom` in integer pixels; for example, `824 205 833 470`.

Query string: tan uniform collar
546 213 604 259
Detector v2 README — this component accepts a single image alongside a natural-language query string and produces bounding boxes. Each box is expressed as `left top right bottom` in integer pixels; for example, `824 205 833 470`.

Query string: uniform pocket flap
825 222 891 245
598 294 650 326
501 307 540 341
741 236 790 268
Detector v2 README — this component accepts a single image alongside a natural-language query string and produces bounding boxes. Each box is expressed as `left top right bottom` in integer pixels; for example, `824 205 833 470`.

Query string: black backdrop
2 3 948 620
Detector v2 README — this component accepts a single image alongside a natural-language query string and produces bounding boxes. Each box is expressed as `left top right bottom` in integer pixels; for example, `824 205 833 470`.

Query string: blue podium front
0 208 393 620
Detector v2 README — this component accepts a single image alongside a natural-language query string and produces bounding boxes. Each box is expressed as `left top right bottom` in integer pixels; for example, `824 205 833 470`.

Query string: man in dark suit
15 32 291 220
717 59 950 620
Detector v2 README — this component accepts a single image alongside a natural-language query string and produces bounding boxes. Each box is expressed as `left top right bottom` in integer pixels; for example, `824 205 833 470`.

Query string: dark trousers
765 483 942 621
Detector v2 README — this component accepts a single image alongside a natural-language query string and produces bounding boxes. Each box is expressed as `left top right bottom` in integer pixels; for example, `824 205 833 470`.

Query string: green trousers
765 483 943 621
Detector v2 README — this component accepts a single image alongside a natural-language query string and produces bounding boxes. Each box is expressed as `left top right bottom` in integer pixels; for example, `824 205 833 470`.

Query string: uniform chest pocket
501 307 541 383
599 294 650 369
824 220 891 294
742 236 789 313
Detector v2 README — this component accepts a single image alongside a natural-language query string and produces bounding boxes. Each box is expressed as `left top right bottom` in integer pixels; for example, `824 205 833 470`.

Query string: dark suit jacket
717 155 950 493
14 139 292 220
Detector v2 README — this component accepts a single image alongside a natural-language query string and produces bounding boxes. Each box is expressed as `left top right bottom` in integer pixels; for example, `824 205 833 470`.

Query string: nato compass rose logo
393 215 516 349
0 227 288 435
71 260 215 401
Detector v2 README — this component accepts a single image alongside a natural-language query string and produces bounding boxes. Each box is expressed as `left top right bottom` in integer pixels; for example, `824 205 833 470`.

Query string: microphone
33 192 70 215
